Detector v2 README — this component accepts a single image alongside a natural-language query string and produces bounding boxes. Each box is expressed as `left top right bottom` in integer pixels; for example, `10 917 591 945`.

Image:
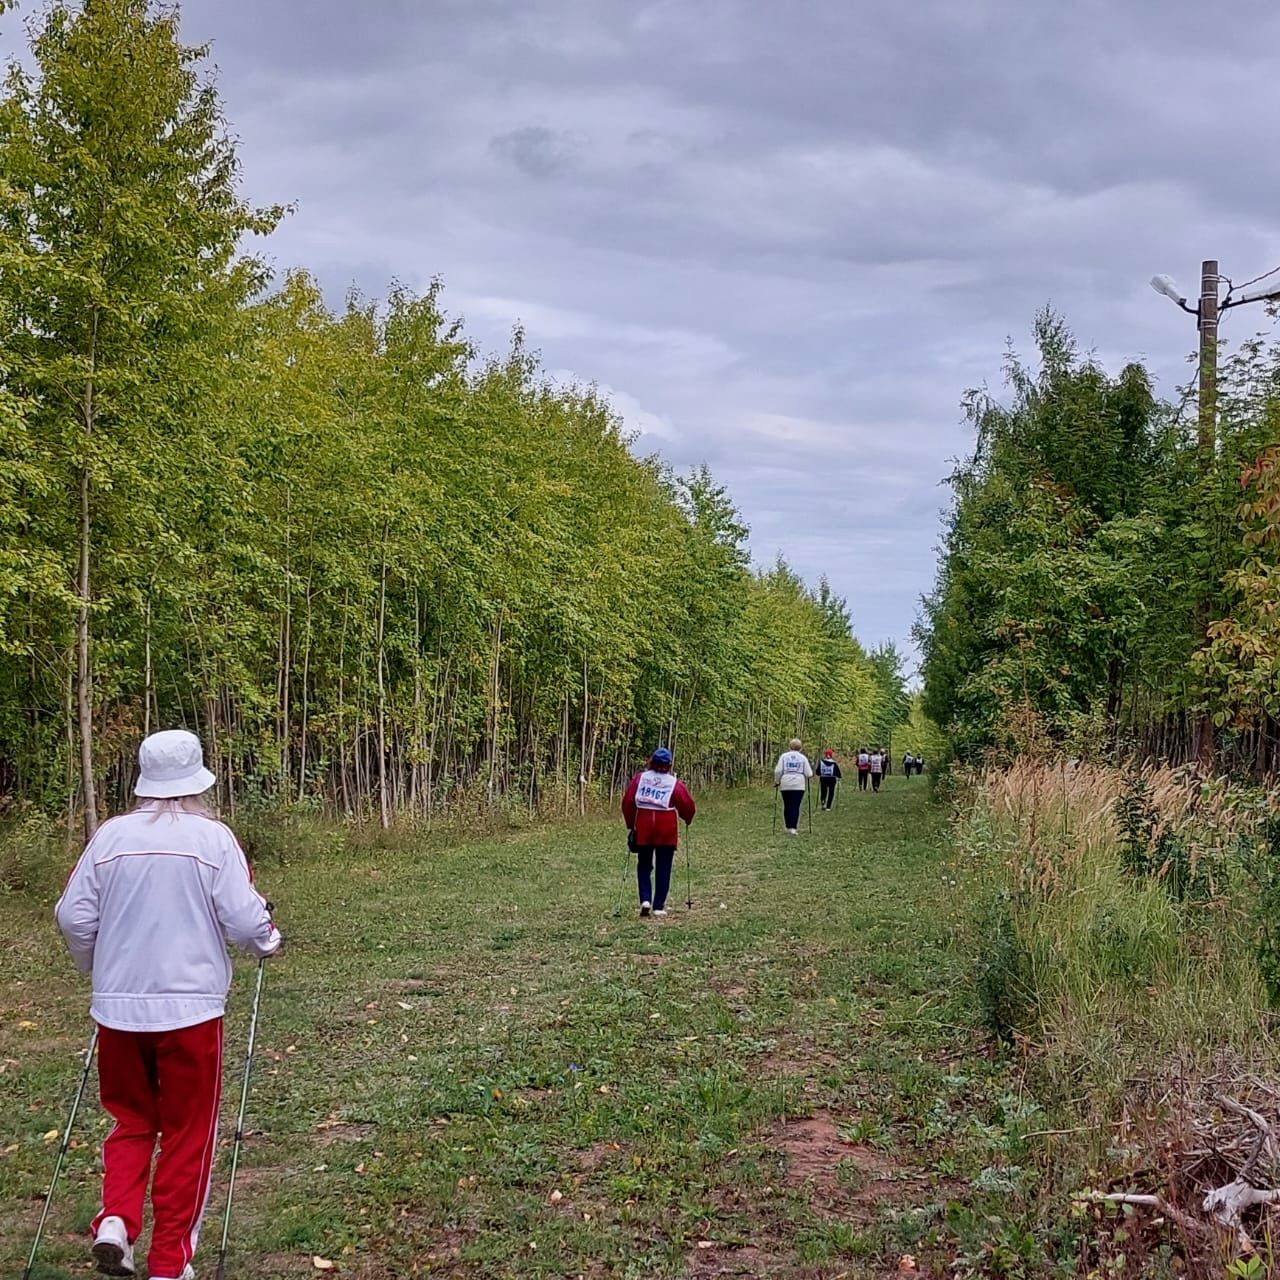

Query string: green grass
1 780 1035 1279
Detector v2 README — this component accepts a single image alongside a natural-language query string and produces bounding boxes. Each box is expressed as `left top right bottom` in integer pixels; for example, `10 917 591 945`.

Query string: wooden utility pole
1197 261 1219 460
1153 258 1280 771
1196 260 1219 768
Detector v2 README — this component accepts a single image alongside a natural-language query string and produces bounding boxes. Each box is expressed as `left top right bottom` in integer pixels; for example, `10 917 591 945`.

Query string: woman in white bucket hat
55 730 281 1280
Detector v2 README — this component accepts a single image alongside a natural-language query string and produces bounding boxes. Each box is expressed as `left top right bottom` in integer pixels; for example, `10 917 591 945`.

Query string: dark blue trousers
782 789 803 830
637 845 675 909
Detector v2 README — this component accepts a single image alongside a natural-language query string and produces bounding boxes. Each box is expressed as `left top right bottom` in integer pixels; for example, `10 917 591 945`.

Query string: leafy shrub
231 798 347 868
1245 813 1280 1005
974 890 1031 1043
0 808 69 896
1115 770 1200 900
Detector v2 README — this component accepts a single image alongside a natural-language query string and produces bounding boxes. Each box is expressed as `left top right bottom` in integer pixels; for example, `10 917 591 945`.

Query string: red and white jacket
55 808 281 1032
622 769 696 848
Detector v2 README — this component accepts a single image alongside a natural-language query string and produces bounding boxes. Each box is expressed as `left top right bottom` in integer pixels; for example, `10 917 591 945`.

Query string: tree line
919 308 1280 773
0 0 906 836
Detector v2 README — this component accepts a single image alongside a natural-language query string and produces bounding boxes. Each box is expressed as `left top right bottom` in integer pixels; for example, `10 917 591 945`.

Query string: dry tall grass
962 760 1276 1071
957 759 1280 1269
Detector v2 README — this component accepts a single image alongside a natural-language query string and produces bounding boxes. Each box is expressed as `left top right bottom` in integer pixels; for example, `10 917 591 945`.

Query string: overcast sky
11 2 1280 670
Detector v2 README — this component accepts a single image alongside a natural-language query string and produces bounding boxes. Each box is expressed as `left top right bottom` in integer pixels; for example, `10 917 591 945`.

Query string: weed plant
957 759 1279 1193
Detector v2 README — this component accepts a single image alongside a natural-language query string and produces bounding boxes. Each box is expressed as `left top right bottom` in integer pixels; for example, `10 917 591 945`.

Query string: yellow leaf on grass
311 1256 337 1271
42 1129 59 1143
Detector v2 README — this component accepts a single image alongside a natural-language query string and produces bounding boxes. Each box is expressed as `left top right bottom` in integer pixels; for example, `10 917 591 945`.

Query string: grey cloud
9 0 1279 658
490 126 577 179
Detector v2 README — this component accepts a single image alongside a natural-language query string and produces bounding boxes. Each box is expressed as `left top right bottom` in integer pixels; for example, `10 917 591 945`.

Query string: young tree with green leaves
0 0 280 834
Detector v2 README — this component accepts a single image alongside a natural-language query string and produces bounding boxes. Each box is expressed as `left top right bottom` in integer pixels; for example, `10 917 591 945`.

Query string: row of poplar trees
919 309 1280 774
0 0 905 837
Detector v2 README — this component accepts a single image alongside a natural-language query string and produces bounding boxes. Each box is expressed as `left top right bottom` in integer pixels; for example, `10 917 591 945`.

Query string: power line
1234 263 1280 293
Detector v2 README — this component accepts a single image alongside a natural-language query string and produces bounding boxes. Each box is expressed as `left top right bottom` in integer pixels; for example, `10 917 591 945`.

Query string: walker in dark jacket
817 751 842 809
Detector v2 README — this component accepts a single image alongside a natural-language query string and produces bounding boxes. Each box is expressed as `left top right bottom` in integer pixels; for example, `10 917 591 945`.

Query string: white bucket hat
135 729 216 798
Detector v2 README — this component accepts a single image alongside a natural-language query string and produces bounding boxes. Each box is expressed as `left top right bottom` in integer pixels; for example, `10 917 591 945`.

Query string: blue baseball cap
651 747 673 767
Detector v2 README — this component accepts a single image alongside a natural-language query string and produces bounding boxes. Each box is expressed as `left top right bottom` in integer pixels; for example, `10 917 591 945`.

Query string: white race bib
781 752 806 775
635 770 678 810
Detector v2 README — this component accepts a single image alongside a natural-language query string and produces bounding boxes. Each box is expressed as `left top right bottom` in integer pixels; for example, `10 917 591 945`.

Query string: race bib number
635 771 678 810
782 752 806 775
820 761 835 777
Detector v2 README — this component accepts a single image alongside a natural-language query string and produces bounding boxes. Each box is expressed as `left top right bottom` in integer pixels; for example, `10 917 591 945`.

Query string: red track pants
91 1017 223 1278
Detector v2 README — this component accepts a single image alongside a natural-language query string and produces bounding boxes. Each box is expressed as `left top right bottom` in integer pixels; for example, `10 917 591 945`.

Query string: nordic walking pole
216 957 267 1280
613 839 633 919
807 786 813 834
23 1026 99 1280
771 786 778 836
683 821 693 910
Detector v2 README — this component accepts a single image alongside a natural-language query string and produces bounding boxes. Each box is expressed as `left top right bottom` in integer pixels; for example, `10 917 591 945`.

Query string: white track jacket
55 809 281 1032
774 750 813 792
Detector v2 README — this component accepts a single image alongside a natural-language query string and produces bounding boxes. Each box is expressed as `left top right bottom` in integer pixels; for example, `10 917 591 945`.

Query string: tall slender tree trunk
279 490 292 793
63 651 77 847
337 588 351 813
143 593 153 738
409 591 421 812
579 657 589 816
562 689 571 816
486 615 503 807
76 307 100 840
297 574 313 803
376 527 390 829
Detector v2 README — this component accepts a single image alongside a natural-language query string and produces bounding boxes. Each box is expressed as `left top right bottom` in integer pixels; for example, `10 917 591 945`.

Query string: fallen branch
1203 1178 1280 1245
1218 1096 1279 1177
1085 1192 1205 1238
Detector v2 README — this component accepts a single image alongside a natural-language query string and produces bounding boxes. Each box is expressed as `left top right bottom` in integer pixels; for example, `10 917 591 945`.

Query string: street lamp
1150 259 1280 455
1150 259 1280 767
1149 274 1191 310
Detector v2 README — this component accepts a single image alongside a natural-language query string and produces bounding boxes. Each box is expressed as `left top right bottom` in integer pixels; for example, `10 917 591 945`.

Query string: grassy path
3 779 1029 1279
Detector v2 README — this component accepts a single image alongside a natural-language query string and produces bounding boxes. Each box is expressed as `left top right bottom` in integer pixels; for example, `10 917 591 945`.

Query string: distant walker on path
622 747 696 918
818 748 842 810
773 738 813 834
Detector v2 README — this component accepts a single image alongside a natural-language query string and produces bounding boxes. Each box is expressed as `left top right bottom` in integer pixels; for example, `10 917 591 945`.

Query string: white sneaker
640 901 651 917
653 908 667 918
786 828 798 836
92 1216 135 1276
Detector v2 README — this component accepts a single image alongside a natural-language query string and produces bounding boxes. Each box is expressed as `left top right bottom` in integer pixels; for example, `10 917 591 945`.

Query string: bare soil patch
771 1110 956 1230
569 1139 620 1173
683 1241 792 1277
777 1112 895 1199
315 1120 375 1145
756 1041 841 1081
